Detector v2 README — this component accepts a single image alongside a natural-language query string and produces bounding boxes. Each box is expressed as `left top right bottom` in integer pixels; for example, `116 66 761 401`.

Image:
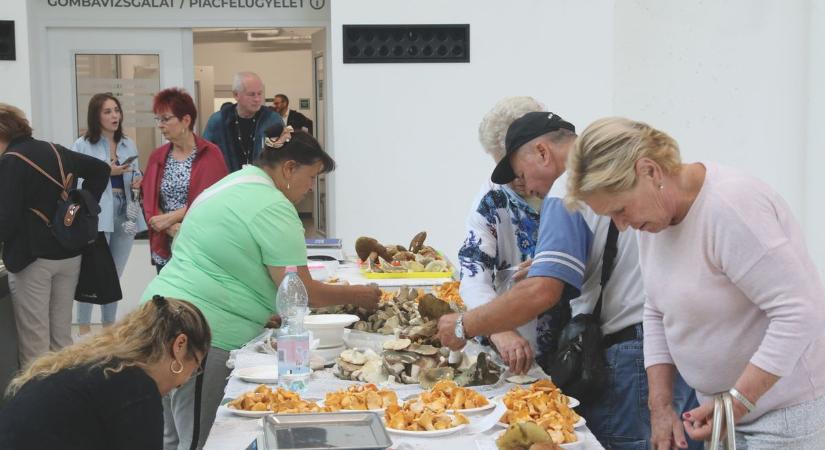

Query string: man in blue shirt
202 72 283 172
438 112 700 450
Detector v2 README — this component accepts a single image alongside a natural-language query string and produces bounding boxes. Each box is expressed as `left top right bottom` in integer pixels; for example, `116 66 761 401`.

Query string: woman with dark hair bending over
141 125 381 450
0 296 211 450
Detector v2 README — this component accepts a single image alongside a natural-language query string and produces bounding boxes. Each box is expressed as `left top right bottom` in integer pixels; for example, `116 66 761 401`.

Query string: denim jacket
71 136 148 233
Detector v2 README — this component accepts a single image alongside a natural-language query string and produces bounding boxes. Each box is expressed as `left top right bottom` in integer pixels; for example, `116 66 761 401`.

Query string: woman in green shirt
141 125 380 450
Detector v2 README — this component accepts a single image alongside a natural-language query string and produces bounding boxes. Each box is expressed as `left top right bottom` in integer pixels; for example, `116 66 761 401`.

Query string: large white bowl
303 314 360 348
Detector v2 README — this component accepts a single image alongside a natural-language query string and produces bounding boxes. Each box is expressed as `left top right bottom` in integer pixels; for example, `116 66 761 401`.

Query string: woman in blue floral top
458 97 567 374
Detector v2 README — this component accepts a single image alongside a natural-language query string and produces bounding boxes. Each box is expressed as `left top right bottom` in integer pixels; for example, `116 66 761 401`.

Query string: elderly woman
141 125 381 450
0 103 109 367
141 88 228 273
0 296 210 450
566 117 825 449
458 96 547 374
72 93 148 334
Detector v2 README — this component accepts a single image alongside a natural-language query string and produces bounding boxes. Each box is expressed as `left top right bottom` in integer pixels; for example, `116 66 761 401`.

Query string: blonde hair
0 103 33 143
478 96 545 163
565 117 682 208
6 297 211 397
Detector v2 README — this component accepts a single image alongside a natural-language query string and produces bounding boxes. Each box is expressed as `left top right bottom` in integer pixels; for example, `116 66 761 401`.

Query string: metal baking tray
262 412 392 450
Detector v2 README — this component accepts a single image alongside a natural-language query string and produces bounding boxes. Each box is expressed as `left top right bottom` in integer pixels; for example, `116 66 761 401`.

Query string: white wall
193 42 315 121
328 0 824 277
0 0 31 117
613 0 823 277
328 0 615 263
805 1 825 277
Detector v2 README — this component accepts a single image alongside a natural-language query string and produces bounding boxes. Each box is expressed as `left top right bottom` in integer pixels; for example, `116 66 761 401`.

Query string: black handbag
74 232 123 305
546 220 619 402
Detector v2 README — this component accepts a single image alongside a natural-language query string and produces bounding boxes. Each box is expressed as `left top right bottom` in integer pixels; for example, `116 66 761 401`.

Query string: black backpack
7 143 100 252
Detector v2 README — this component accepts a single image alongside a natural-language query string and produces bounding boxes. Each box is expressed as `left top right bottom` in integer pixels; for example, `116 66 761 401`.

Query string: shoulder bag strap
593 219 619 319
6 151 65 191
708 393 737 450
46 142 72 191
5 149 69 226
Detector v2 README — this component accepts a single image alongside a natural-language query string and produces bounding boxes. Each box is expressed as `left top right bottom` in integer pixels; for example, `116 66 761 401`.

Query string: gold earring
170 360 184 374
287 183 291 190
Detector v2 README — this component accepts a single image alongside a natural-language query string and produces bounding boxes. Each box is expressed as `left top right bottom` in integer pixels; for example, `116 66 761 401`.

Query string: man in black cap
438 111 700 450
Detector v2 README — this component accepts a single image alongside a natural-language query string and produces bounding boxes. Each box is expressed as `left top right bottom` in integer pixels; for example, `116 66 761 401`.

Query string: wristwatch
455 313 468 340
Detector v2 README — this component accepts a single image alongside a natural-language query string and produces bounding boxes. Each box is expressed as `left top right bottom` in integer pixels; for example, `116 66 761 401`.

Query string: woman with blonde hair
458 96 548 375
566 117 825 449
0 296 211 450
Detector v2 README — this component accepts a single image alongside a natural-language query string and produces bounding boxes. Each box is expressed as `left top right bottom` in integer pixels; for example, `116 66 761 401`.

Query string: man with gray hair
439 111 701 450
203 72 283 172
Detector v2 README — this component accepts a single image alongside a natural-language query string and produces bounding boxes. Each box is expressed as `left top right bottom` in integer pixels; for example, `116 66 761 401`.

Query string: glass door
313 53 327 236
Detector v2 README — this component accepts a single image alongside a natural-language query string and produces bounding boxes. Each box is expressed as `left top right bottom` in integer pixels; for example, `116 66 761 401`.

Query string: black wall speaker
343 24 469 64
0 21 15 61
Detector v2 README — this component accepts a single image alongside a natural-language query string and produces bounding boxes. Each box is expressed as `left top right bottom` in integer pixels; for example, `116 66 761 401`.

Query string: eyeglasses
153 115 177 125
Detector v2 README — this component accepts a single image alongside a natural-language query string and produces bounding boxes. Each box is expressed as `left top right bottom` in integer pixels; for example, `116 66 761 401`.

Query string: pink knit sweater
639 162 825 422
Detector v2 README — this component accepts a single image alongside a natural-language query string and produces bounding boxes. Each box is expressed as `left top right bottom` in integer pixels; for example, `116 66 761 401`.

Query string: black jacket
0 136 110 273
270 107 314 135
0 364 162 450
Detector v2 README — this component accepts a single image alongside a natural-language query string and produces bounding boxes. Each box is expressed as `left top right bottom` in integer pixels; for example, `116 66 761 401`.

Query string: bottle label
277 335 310 376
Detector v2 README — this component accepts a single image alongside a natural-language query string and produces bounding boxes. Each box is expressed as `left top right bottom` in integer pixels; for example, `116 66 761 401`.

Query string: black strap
593 220 619 319
189 353 207 450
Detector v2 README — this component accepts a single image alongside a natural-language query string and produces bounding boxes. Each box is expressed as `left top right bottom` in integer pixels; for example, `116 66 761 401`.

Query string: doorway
192 27 327 237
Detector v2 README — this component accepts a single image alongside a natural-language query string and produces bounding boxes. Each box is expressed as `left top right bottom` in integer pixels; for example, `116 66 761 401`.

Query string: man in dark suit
271 94 313 135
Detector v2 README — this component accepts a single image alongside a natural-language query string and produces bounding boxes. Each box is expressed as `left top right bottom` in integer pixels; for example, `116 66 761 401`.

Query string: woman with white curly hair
457 97 566 374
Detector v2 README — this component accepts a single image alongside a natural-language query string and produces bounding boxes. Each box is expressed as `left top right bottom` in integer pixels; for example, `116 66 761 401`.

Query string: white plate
220 405 273 418
560 431 587 449
385 423 468 437
303 314 360 327
317 399 386 413
497 416 585 428
446 401 496 414
493 430 585 449
492 392 579 408
403 394 496 414
235 365 278 384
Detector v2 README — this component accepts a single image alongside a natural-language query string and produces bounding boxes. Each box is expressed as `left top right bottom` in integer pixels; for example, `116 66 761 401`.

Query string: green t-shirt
141 165 307 351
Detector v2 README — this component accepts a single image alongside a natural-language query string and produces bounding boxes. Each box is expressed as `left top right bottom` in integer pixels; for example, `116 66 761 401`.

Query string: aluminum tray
262 412 392 450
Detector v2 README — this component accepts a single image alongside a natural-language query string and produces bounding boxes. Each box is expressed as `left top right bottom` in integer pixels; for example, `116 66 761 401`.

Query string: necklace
234 108 257 165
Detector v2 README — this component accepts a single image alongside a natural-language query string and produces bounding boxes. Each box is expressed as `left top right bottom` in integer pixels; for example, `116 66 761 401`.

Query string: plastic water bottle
276 266 311 392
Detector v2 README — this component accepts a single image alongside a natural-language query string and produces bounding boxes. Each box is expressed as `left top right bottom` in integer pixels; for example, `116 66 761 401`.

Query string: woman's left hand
149 212 178 232
165 223 181 238
131 175 143 189
683 398 747 442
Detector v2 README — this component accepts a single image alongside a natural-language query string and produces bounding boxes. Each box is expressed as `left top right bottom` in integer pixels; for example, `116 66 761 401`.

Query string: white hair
478 96 545 163
231 72 263 94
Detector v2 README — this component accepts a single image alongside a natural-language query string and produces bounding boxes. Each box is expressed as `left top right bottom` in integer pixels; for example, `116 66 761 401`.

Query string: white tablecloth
203 350 605 450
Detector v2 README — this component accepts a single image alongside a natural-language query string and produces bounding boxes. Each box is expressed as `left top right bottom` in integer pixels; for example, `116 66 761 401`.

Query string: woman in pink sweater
564 117 825 449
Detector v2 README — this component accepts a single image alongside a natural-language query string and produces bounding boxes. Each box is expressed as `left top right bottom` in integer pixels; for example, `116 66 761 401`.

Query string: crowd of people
0 77 824 449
